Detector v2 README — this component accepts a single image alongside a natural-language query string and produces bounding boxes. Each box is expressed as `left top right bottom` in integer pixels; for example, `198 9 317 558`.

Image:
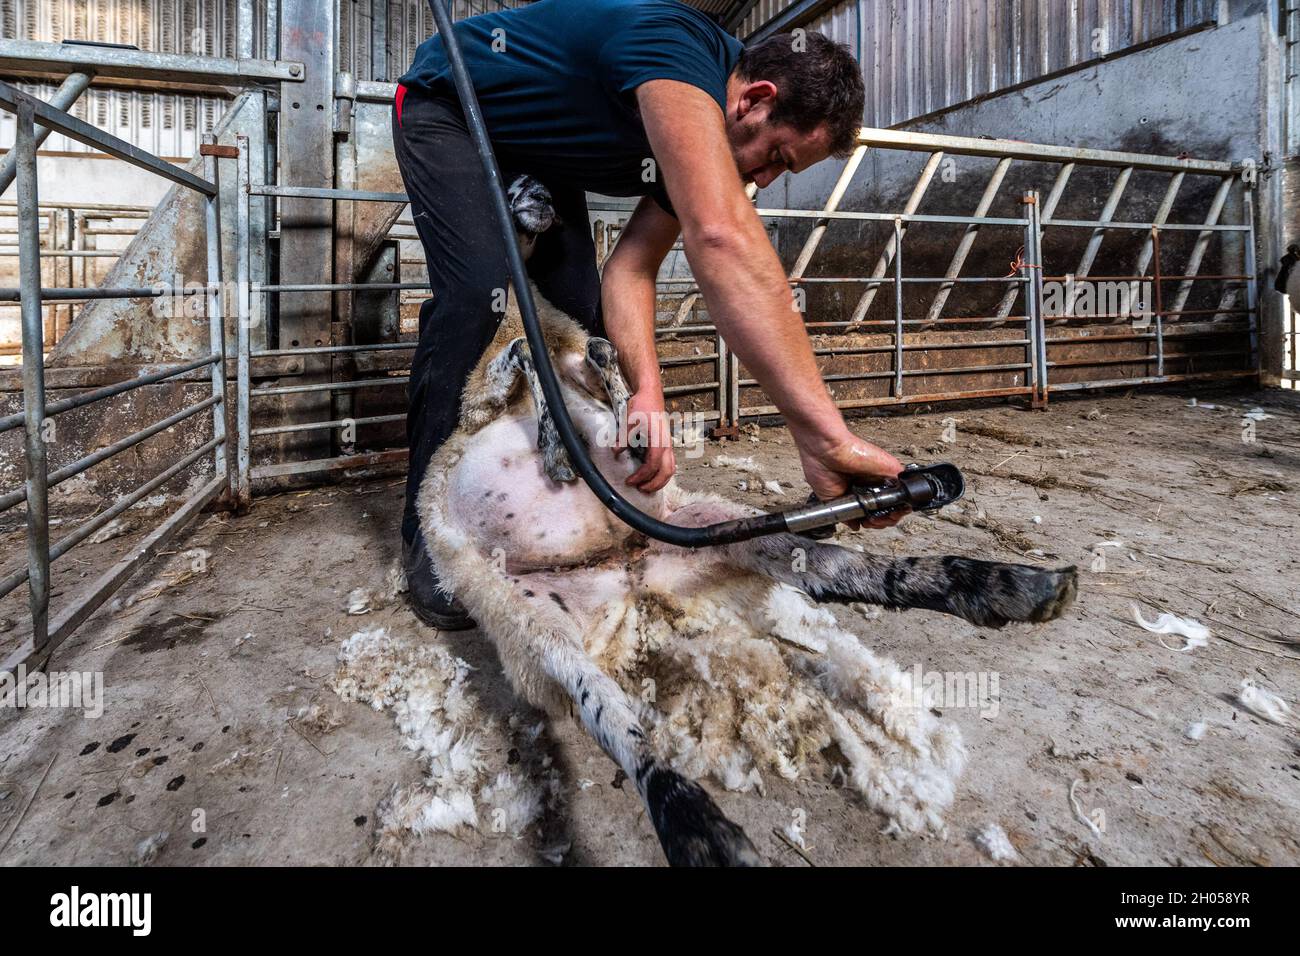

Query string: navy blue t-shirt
398 0 743 216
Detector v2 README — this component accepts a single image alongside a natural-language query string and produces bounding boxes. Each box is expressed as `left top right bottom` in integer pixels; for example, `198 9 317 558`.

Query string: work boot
402 531 475 630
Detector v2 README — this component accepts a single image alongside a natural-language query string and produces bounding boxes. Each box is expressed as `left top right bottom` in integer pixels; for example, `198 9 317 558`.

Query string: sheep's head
509 175 559 261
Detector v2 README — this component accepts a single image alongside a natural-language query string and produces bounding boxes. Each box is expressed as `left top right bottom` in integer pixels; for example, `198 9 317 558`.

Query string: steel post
276 0 338 468
893 217 904 398
1028 191 1048 405
1023 193 1040 403
202 136 231 502
15 103 50 651
236 135 254 508
1243 184 1260 375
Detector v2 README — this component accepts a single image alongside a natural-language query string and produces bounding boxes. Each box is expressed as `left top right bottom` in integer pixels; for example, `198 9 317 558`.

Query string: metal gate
226 123 1258 498
622 127 1258 430
0 79 233 674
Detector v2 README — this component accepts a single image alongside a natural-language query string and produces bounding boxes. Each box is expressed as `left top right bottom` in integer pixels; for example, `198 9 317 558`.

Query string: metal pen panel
0 437 223 605
789 143 868 281
0 78 216 195
202 135 231 500
0 394 222 513
923 155 1011 326
0 70 244 673
994 162 1075 324
0 354 219 434
40 475 228 662
1067 165 1134 305
15 101 50 652
0 72 93 195
235 132 253 506
1167 175 1233 316
1134 171 1184 279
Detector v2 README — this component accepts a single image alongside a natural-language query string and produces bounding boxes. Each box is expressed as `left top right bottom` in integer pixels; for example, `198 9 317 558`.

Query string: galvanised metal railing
228 124 1259 502
0 78 233 675
654 128 1258 425
231 137 425 505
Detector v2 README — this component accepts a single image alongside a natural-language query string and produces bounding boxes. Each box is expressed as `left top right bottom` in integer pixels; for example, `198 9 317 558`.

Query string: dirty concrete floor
1 386 1298 867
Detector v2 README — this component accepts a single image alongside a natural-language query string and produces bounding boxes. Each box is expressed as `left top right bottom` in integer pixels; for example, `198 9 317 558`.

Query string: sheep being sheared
409 180 1077 866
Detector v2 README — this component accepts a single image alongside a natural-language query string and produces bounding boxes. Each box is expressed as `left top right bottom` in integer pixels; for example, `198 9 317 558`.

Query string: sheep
412 181 1078 866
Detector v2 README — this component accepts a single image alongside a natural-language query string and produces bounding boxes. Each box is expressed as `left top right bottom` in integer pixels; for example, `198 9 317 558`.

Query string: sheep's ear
496 284 525 341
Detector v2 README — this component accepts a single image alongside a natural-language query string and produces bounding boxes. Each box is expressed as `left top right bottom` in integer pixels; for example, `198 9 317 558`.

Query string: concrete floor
1 385 1298 866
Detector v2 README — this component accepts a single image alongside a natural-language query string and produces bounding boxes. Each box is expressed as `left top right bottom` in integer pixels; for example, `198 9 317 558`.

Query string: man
394 0 903 629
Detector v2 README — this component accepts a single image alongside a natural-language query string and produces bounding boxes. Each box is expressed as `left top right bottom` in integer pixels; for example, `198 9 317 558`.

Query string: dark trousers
392 86 605 543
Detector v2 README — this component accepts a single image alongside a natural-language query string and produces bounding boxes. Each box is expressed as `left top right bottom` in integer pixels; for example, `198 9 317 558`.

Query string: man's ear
735 80 778 120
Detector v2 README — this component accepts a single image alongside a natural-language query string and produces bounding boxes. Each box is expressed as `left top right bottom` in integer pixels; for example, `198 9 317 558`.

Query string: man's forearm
601 258 664 397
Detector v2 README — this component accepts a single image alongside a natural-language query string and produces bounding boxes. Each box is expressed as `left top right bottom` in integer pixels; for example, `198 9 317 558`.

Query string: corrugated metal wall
0 0 519 157
739 0 1221 127
1 0 254 158
338 0 528 82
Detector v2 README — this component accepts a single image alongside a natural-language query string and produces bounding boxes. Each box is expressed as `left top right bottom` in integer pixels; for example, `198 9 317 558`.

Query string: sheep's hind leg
540 636 760 866
799 547 1076 627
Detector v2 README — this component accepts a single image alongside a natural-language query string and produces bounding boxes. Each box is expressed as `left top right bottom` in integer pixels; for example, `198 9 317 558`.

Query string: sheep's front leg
734 533 1077 628
584 337 643 463
666 500 1077 628
540 636 761 867
459 334 530 433
501 338 577 484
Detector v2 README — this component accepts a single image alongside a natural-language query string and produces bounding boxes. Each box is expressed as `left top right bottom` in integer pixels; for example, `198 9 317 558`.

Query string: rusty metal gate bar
1039 169 1256 394
0 79 231 676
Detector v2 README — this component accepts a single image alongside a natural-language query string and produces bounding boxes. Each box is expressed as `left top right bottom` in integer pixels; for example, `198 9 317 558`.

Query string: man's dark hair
735 32 866 158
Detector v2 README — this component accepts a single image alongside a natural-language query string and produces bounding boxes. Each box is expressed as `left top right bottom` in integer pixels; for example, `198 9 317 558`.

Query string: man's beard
726 117 762 181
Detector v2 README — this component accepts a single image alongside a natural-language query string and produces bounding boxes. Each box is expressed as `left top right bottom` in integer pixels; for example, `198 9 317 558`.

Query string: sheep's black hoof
1025 565 1078 622
642 766 763 867
950 563 1078 628
544 457 577 484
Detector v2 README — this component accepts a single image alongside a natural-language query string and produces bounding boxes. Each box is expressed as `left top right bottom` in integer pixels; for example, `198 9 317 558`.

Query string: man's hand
621 388 677 493
798 432 907 529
